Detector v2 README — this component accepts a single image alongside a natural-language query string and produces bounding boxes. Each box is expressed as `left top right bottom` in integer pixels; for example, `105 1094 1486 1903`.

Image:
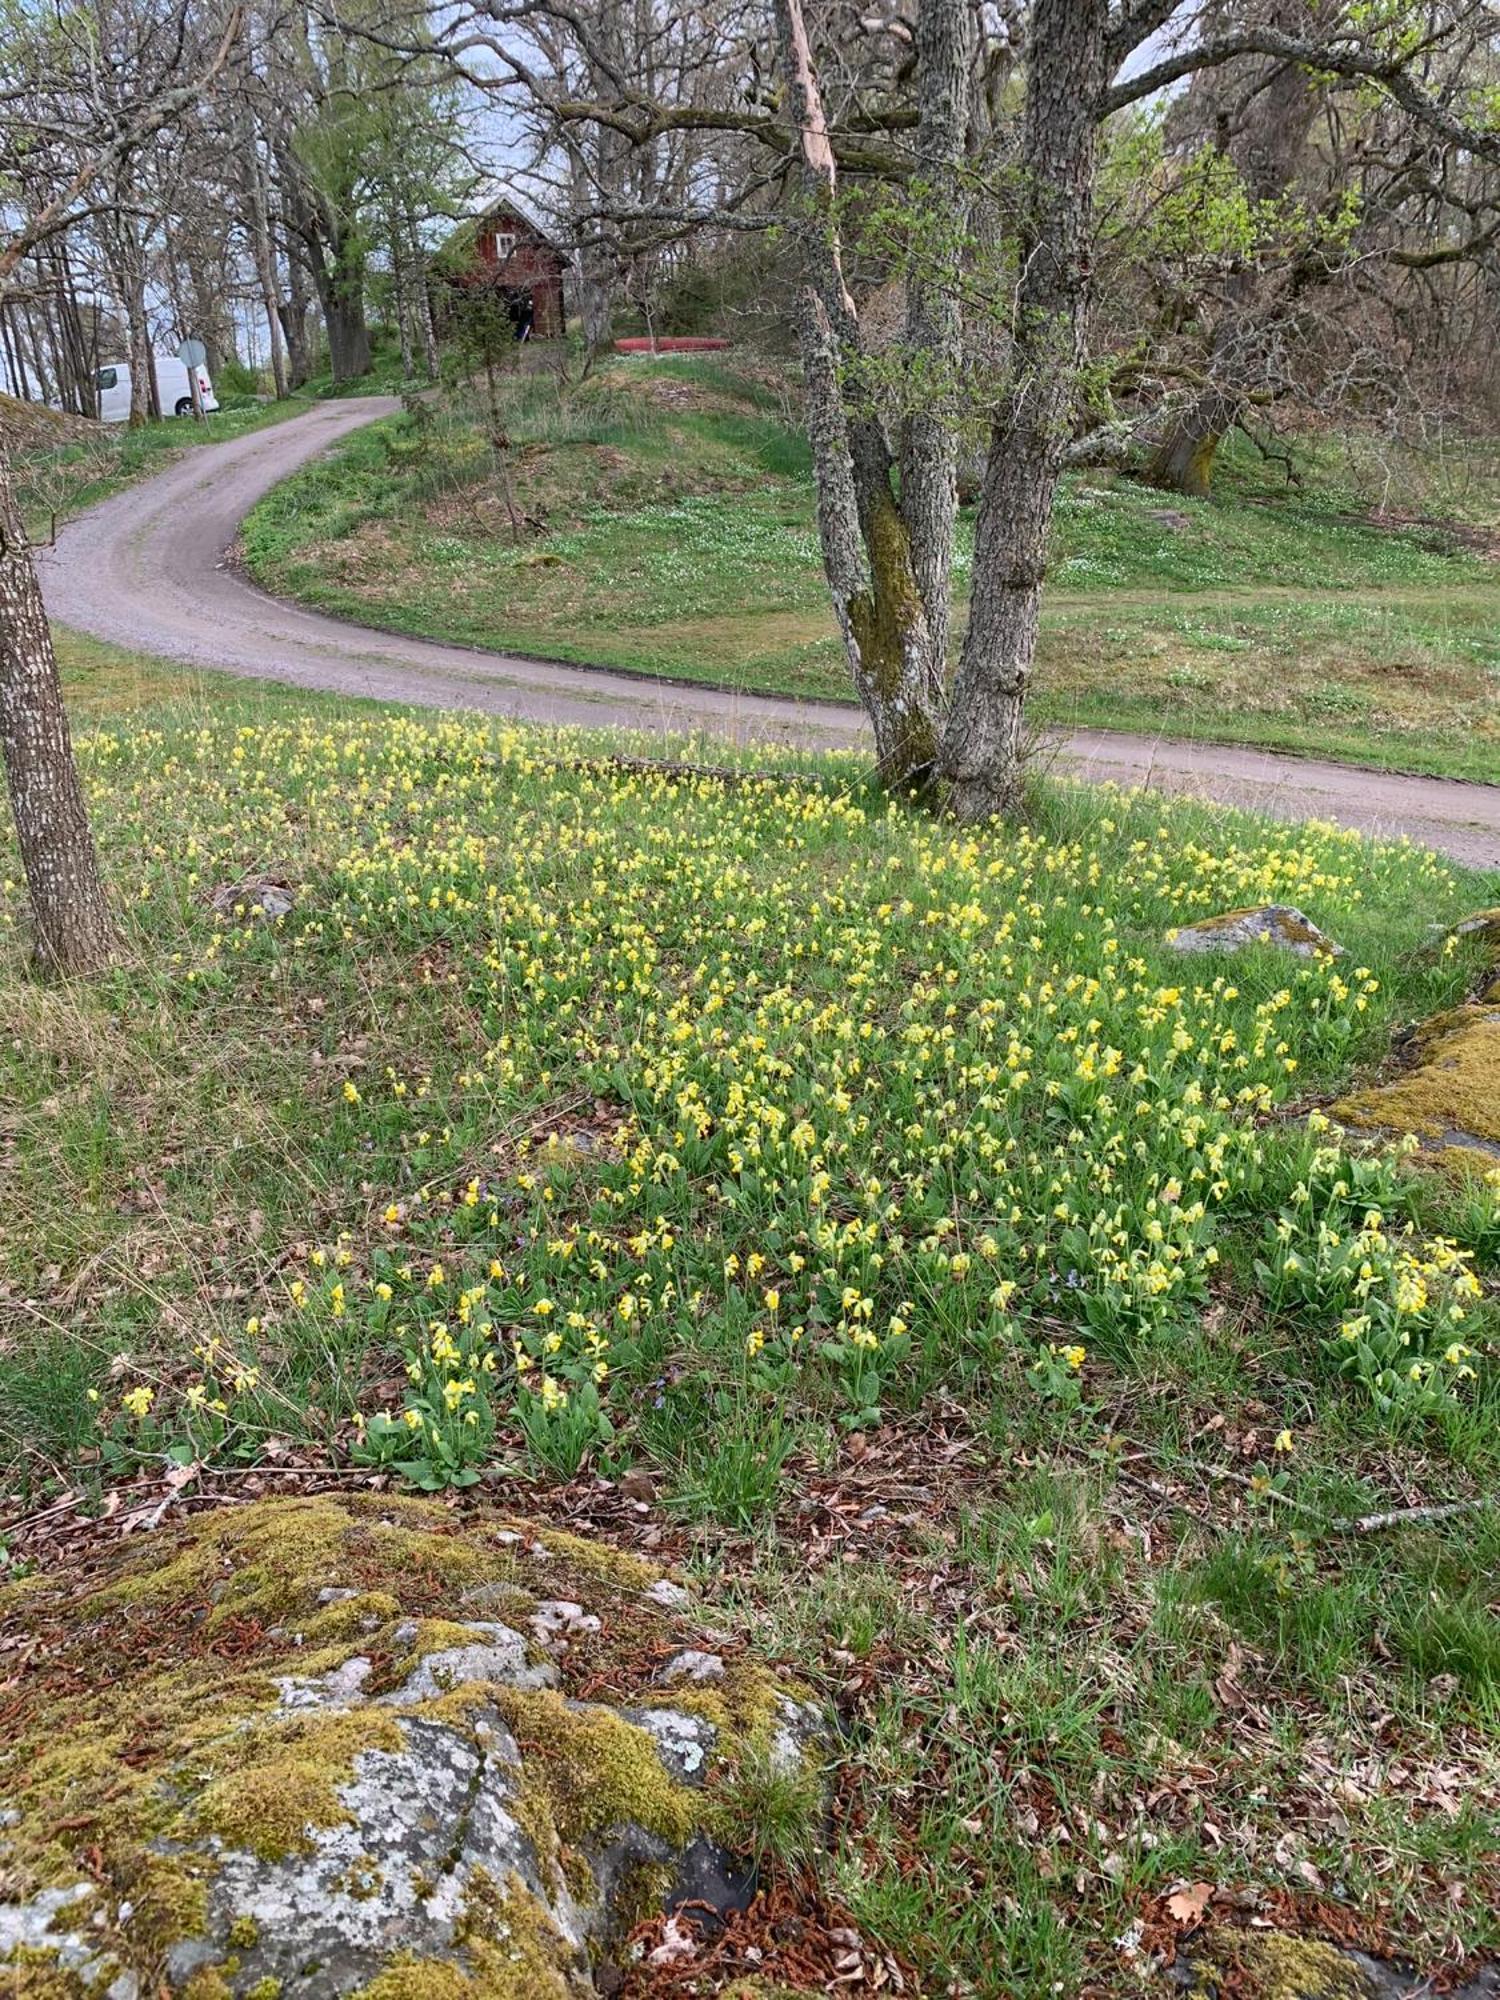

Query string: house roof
470 184 567 254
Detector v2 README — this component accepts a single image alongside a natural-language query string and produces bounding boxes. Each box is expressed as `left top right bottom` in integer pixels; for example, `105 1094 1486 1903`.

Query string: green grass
2 647 1499 1992
238 359 1500 780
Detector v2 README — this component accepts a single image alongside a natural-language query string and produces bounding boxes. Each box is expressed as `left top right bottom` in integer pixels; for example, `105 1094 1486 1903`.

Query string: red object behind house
613 337 731 353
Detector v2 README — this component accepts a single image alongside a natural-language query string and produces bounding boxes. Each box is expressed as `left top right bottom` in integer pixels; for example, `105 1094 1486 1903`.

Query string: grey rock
530 1599 602 1647
385 1622 556 1701
770 1696 828 1775
1167 903 1343 959
276 1654 374 1711
622 1707 717 1785
210 877 294 921
0 1882 133 1994
642 1578 690 1610
658 1650 725 1686
184 1714 589 1997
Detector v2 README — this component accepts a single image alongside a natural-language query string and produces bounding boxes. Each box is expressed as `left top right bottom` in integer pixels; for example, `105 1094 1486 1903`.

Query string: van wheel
174 396 193 417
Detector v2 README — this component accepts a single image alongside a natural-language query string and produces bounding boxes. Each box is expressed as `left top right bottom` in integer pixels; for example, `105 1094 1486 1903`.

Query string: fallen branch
1337 1496 1494 1535
1118 1461 1493 1536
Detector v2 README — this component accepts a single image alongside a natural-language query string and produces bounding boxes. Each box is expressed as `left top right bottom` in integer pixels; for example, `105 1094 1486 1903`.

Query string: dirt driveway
37 397 1500 867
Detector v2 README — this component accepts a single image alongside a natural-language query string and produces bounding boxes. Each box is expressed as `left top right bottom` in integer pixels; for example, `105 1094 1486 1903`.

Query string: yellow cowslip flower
1063 1345 1086 1371
122 1385 154 1419
1273 1429 1294 1454
343 1081 360 1105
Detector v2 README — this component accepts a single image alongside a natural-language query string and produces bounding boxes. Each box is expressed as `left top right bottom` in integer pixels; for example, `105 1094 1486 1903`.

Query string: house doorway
502 289 534 342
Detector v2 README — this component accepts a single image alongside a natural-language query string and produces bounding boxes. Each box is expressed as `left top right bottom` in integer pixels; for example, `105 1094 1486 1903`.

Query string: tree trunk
251 207 288 399
280 256 313 389
1145 385 1236 496
939 0 1108 821
310 221 371 384
389 207 415 378
899 0 974 679
794 286 941 782
0 442 115 974
1148 3 1318 498
324 292 371 382
244 133 289 398
126 276 154 424
773 0 942 785
578 253 614 352
407 208 440 379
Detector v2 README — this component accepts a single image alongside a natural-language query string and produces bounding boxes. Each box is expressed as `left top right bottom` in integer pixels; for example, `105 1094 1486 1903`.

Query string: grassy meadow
2 634 1498 1994
239 358 1500 780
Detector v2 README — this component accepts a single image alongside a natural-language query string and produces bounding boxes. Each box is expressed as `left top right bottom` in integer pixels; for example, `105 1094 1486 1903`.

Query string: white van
96 354 218 422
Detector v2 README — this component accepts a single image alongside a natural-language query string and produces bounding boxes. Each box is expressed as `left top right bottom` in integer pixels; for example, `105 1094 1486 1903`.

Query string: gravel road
38 395 1500 867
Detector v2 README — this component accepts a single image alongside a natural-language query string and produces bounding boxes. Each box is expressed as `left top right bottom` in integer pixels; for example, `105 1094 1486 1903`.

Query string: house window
492 231 516 261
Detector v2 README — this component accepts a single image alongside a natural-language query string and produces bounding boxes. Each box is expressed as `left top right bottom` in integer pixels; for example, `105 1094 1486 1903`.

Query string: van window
96 367 118 390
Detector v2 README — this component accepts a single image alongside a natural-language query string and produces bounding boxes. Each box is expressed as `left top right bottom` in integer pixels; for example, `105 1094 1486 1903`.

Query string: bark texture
0 443 115 973
939 0 1108 820
899 0 974 678
773 0 955 785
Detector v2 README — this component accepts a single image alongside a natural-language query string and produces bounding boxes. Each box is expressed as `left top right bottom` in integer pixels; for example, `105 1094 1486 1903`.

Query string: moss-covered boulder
0 1496 823 1997
1336 998 1500 1174
1180 1931 1500 2000
1166 906 1343 958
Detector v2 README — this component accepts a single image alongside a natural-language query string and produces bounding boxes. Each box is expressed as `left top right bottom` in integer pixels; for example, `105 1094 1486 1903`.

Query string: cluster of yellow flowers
56 715 1490 1473
1261 1160 1488 1412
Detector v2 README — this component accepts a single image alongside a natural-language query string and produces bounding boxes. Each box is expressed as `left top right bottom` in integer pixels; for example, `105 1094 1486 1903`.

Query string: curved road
38 396 1500 867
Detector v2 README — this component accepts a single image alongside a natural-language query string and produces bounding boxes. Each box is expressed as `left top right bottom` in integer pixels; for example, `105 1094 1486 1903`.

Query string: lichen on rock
1166 905 1343 958
0 1495 824 1996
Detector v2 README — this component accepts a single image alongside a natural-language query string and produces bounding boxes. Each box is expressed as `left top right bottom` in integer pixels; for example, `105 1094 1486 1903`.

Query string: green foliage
1257 1149 1490 1415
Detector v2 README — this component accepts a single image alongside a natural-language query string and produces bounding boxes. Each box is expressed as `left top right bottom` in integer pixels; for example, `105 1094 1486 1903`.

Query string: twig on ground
1338 1496 1494 1534
1117 1461 1494 1536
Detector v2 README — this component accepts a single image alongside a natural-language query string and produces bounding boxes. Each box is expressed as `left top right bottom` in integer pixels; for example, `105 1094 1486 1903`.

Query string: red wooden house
464 200 568 339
